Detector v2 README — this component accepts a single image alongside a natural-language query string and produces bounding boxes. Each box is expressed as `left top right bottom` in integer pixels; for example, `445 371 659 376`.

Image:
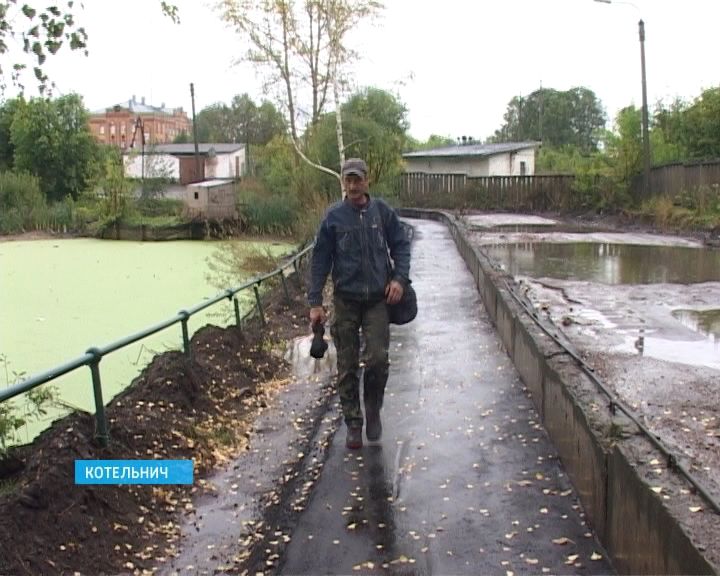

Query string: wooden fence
400 161 720 211
633 160 720 202
398 173 576 211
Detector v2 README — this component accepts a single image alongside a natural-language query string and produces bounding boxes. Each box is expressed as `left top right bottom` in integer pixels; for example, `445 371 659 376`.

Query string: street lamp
594 0 651 197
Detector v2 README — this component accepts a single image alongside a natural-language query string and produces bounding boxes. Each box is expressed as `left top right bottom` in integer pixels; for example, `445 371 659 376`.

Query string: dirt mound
0 276 310 575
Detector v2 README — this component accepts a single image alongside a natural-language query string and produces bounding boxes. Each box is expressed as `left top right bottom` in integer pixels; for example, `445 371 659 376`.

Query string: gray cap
341 158 368 178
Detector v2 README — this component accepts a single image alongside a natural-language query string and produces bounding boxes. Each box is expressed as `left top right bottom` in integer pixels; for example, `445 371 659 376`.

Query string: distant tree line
2 79 719 236
487 87 606 152
487 85 720 168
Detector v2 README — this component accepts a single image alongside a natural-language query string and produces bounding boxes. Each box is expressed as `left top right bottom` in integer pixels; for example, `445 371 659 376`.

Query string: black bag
387 279 417 325
379 204 417 325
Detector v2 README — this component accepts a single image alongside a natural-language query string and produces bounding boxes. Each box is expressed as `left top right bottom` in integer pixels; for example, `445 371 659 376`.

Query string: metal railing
0 243 313 447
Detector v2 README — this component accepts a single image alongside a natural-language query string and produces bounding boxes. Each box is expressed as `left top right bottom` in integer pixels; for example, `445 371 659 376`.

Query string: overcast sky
15 0 720 141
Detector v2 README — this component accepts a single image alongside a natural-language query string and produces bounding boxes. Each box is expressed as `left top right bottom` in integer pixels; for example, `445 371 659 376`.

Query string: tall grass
236 177 327 240
638 191 720 231
0 171 103 234
123 198 185 227
241 193 297 235
0 172 47 233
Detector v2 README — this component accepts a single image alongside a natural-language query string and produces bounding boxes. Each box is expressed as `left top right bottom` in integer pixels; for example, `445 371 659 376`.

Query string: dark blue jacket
308 196 411 306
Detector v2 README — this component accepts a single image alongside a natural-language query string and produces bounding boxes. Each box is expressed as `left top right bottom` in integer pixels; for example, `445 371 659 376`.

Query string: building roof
402 141 539 159
125 143 245 155
92 96 183 116
153 143 245 155
187 179 235 188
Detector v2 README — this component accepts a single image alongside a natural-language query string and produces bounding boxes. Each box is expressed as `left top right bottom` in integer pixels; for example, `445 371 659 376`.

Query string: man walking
308 158 411 449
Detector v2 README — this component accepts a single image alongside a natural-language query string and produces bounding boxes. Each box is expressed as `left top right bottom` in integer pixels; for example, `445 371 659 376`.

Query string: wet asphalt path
279 219 614 575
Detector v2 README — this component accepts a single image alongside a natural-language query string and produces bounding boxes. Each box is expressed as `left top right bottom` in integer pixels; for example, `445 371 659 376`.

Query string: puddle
613 330 720 370
479 224 560 233
285 334 336 379
568 305 720 369
483 242 720 284
465 214 558 227
672 308 720 340
168 338 337 574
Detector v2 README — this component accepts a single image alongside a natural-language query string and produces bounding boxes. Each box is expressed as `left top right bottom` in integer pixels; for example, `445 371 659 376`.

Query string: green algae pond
0 237 296 445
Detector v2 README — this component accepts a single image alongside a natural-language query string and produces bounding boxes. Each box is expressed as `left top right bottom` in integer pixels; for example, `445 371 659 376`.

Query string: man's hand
385 280 405 305
310 306 326 326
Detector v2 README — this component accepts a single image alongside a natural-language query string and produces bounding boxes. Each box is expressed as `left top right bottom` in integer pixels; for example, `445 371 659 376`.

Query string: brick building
88 96 192 149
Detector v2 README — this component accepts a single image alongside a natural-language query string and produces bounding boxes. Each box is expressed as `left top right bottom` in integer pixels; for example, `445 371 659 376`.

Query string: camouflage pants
331 296 390 427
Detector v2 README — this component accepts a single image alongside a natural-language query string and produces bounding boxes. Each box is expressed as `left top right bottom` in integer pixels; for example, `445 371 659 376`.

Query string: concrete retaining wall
400 208 718 575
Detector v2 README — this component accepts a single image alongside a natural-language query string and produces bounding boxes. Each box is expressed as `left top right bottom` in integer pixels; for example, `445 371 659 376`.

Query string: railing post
86 347 109 447
234 297 242 329
280 269 291 303
178 310 191 358
253 284 266 326
293 260 302 288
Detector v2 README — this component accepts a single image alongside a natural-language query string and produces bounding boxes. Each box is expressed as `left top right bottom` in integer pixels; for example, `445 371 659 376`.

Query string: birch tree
1 2 178 95
218 0 382 190
0 1 88 94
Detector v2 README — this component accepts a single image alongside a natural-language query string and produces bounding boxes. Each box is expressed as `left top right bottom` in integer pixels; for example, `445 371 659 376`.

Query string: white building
402 142 540 177
124 143 246 184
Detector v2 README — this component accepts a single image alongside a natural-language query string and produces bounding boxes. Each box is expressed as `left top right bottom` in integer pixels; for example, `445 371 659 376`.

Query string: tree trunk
332 55 345 200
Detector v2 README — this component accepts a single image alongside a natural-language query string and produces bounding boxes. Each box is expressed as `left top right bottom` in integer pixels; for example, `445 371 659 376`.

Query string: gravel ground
463 212 720 506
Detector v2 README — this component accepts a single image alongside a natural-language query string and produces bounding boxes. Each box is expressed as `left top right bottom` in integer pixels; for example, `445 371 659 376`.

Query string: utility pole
594 0 652 197
130 116 146 184
517 94 523 141
190 83 201 182
539 81 544 144
639 19 651 197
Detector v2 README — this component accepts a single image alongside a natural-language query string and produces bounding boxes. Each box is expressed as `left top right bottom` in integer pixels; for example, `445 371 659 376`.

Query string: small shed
185 179 237 219
402 142 540 177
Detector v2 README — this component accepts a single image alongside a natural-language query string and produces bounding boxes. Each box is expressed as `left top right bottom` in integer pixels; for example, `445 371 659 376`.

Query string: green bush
135 197 184 218
372 180 401 205
0 171 47 233
240 192 299 235
637 193 720 232
0 210 24 233
47 196 76 230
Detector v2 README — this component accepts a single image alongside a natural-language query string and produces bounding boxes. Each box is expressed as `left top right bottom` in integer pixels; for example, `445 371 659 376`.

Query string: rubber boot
346 425 363 449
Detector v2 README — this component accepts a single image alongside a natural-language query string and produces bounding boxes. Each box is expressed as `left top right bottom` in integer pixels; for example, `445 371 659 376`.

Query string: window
100 126 105 135
194 192 199 200
520 161 527 176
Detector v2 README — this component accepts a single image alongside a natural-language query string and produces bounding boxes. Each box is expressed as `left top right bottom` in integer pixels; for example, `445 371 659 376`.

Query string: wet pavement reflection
672 308 720 340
